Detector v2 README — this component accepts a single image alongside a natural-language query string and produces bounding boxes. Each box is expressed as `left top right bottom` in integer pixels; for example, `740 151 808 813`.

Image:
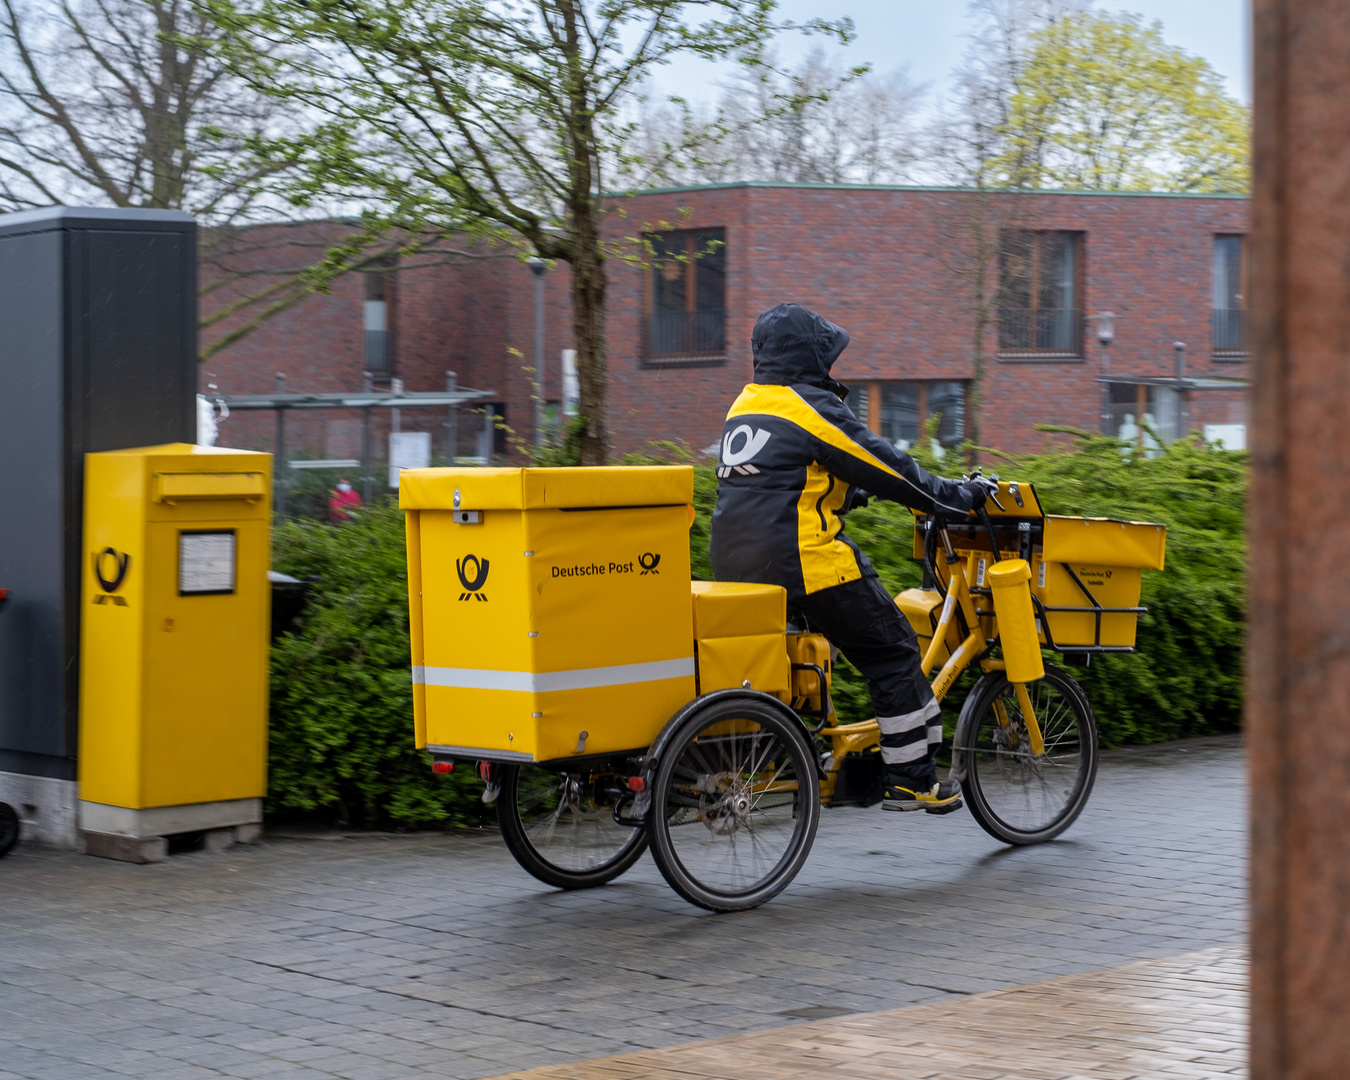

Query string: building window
846 380 967 452
363 258 396 376
644 229 726 364
1104 383 1181 450
998 231 1084 357
1212 235 1246 356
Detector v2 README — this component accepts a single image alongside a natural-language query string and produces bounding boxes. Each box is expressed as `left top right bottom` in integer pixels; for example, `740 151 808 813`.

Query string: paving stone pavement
0 735 1245 1080
485 945 1248 1079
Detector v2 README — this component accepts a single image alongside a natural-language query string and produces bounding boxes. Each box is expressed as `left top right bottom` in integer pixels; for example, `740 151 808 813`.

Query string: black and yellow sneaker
881 777 963 814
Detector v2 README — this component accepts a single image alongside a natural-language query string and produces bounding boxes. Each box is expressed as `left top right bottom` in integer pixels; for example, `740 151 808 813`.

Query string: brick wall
603 184 1249 456
201 225 574 465
201 185 1249 463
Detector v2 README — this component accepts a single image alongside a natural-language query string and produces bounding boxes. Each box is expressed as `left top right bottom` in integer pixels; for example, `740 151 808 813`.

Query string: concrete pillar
1249 2 1350 1075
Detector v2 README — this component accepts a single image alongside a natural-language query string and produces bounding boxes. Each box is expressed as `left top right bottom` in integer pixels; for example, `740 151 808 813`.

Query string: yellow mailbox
401 466 695 763
78 444 271 859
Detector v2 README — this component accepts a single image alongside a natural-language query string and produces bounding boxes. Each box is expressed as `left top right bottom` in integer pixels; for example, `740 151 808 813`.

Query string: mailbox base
79 797 262 862
82 832 168 864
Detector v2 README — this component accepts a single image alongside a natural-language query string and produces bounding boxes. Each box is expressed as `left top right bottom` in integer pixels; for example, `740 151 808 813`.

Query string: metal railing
997 308 1083 355
364 329 392 373
1212 309 1245 354
645 308 726 362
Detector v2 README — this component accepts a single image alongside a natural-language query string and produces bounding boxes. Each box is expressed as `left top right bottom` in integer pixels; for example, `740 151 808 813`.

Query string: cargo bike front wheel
647 696 820 912
954 665 1099 846
496 764 648 889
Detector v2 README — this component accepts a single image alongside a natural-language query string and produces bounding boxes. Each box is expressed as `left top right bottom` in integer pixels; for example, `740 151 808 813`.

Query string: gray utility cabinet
0 207 197 782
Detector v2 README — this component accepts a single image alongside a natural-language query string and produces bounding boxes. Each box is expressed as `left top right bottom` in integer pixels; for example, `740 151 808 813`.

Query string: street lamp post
1094 311 1117 435
1173 341 1188 441
528 257 546 448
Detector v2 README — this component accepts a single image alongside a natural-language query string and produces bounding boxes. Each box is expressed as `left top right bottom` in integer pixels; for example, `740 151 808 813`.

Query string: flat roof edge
0 205 196 237
602 180 1249 201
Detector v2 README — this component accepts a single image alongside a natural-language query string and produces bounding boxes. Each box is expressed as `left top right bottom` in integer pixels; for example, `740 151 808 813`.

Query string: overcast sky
647 1 1250 113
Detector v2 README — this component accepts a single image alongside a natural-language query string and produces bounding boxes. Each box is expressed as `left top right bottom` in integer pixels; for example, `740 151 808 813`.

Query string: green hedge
268 435 1245 824
267 504 491 826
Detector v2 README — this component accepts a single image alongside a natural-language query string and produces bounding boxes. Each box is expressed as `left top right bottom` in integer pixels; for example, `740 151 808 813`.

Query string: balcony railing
997 308 1083 356
365 329 392 373
644 308 726 364
1212 308 1245 354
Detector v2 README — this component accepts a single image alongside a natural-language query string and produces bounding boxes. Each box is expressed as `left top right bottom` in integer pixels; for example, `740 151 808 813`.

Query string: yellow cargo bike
402 466 1165 912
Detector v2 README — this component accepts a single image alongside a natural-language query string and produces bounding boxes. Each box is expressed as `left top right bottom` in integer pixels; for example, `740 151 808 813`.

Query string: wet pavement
0 735 1245 1079
487 946 1247 1080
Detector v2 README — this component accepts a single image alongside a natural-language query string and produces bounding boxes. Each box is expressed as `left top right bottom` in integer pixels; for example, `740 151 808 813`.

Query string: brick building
202 183 1249 468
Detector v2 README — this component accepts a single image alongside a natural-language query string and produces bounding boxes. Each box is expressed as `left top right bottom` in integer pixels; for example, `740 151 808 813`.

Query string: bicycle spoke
964 674 1092 837
664 718 800 894
510 767 640 873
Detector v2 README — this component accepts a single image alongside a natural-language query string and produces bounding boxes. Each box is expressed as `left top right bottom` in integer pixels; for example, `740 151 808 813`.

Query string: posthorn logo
717 424 771 478
92 547 131 606
639 552 661 575
456 555 490 601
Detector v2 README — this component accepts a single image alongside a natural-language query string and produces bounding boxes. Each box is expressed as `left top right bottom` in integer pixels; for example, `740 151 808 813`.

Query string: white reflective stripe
876 698 941 735
881 742 931 765
411 665 425 684
424 667 534 692
416 657 695 694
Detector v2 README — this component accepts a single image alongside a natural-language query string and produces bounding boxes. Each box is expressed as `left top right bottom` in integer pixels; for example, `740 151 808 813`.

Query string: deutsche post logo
639 552 661 575
92 547 131 606
457 555 490 601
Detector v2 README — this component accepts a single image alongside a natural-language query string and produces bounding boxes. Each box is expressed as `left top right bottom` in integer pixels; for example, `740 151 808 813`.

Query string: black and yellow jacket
709 304 977 600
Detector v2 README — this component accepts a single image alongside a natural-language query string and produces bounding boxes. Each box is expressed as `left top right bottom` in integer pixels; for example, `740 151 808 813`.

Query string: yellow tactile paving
486 947 1247 1080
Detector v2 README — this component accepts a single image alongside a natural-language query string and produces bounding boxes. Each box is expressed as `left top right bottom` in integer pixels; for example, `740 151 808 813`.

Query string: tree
630 48 922 186
0 0 275 215
924 3 1247 455
927 0 1084 190
202 0 850 465
0 0 342 355
994 10 1250 192
923 0 1081 453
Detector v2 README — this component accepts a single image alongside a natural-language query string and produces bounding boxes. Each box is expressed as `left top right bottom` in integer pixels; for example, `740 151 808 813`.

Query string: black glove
845 488 872 512
961 475 999 511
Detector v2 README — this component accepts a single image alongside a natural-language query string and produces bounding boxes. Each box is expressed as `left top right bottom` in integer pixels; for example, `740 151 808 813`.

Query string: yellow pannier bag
690 581 791 695
402 466 696 763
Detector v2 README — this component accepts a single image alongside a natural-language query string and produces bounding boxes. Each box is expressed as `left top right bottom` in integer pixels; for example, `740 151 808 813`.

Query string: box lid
691 581 787 639
400 466 694 510
1042 516 1167 570
92 443 271 471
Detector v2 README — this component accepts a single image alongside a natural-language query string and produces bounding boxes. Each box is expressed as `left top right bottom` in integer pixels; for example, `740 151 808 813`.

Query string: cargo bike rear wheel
647 696 820 912
497 764 648 889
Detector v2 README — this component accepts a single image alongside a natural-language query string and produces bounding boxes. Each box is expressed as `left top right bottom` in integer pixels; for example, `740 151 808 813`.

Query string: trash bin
401 466 695 763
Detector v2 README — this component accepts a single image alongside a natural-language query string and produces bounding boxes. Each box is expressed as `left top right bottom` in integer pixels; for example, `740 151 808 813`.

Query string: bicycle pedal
925 799 964 816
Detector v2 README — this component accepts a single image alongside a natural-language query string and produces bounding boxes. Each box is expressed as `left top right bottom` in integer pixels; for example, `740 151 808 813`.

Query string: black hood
751 303 851 398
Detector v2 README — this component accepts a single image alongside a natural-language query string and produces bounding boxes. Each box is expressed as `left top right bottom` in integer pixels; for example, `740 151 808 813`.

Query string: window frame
996 230 1086 361
846 379 969 452
1211 234 1248 360
361 256 397 379
641 228 727 367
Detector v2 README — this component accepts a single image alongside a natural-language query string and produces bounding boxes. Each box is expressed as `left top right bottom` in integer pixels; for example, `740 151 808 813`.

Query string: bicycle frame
813 517 1045 804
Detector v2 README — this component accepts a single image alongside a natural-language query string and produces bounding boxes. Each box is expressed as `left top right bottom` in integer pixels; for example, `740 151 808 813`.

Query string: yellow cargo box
911 492 1166 654
1034 516 1166 649
690 581 790 695
402 466 696 763
78 444 271 822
